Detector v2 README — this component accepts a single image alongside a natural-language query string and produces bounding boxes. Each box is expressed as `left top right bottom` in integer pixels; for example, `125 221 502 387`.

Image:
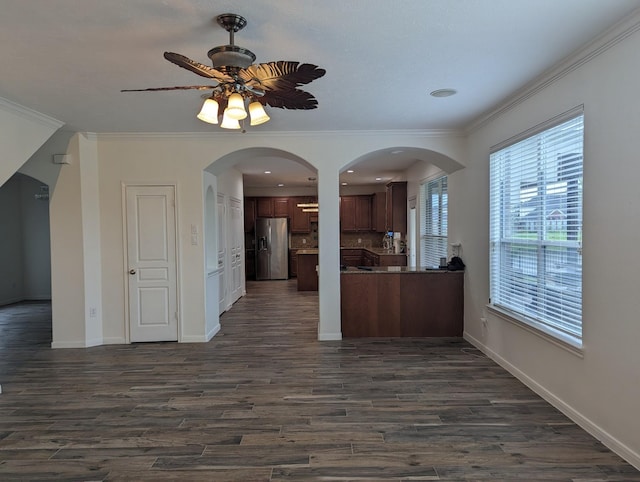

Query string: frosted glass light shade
225 93 247 120
220 109 241 129
249 101 270 126
196 98 219 124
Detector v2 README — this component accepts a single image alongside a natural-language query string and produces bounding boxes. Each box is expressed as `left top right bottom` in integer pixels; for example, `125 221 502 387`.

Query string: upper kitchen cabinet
256 197 274 217
386 181 407 233
340 195 372 232
273 197 291 217
291 196 316 233
372 192 386 232
256 197 291 218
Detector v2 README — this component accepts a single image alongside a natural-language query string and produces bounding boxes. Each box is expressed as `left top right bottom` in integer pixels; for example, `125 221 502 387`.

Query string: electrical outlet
89 307 97 318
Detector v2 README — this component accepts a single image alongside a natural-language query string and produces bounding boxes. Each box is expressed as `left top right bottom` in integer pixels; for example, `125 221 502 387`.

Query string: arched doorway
0 172 52 347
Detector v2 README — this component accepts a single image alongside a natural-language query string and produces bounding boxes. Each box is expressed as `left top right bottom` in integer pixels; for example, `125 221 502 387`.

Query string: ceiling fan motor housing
208 45 256 72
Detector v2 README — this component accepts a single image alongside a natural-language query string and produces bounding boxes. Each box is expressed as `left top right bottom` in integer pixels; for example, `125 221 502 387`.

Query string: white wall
20 175 51 300
90 132 464 346
0 97 63 186
458 20 640 467
50 134 88 347
0 176 24 304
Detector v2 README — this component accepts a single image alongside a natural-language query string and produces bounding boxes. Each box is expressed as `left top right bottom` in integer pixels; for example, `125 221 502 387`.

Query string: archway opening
0 172 52 349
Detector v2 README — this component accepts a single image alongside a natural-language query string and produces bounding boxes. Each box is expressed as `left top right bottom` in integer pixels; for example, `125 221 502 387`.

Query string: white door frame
122 182 180 343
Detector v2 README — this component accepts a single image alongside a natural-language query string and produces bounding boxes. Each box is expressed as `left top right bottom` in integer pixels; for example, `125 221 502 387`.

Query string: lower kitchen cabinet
341 249 363 267
289 249 298 277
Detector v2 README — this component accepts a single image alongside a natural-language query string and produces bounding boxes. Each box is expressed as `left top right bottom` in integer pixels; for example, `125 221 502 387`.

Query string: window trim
487 303 583 357
489 105 584 348
420 175 448 268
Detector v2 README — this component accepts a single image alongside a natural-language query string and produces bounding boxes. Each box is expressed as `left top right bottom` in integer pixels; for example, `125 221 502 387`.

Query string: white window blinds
420 176 448 267
489 108 583 342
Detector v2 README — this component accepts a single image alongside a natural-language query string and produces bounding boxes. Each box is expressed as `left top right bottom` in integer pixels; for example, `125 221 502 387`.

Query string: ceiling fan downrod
208 13 255 73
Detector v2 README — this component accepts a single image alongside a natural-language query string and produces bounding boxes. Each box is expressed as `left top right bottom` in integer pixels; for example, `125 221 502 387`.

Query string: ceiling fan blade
260 88 319 110
240 61 326 92
163 52 232 83
121 85 218 92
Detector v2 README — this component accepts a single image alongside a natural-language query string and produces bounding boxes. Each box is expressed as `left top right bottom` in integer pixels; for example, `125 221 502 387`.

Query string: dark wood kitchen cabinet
291 196 316 233
341 249 363 267
255 197 291 218
273 197 291 217
386 181 407 233
256 197 274 217
256 197 291 218
372 192 386 232
340 195 372 232
289 249 298 277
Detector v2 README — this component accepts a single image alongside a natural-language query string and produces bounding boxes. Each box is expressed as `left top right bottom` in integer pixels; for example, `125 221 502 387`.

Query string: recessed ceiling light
277 183 284 187
347 169 354 173
264 170 271 174
390 150 403 155
341 182 348 186
430 88 457 98
375 177 382 181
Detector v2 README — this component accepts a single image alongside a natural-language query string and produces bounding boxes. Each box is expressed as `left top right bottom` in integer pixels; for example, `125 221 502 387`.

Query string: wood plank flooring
0 280 638 481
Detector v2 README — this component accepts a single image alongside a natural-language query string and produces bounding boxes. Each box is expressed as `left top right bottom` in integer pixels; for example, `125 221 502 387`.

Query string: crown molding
0 96 64 130
466 8 640 134
94 128 464 141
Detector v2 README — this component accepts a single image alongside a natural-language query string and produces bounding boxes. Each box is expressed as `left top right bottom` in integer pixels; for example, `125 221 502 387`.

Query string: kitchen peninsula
341 267 463 337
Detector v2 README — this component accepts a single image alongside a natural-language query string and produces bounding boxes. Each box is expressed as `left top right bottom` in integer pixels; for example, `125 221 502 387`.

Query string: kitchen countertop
340 246 407 256
341 266 462 274
293 247 407 256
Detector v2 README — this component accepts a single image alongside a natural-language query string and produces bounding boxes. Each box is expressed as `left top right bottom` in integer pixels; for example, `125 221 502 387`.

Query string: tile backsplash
340 232 384 248
290 222 319 248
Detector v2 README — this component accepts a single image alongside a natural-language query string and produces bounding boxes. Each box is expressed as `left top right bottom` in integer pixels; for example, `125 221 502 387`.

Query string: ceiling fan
122 13 326 129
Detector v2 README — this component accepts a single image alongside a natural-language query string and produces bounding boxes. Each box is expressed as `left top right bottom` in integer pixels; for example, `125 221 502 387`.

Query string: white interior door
125 185 178 342
217 193 227 315
229 197 244 304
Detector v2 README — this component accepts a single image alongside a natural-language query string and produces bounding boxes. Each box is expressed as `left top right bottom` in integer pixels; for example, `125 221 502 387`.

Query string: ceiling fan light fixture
196 98 219 124
122 12 325 132
249 101 270 126
220 109 241 129
226 93 248 120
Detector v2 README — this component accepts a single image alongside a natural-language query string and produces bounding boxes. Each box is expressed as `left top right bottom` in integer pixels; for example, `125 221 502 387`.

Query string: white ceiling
2 0 638 187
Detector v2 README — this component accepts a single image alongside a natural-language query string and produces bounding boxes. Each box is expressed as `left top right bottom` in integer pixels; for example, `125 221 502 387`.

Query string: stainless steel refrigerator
255 217 289 280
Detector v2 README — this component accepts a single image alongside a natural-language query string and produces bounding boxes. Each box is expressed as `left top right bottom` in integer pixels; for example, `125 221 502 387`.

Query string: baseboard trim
464 331 640 471
205 323 221 341
51 340 99 349
102 337 126 345
181 334 211 343
318 332 342 341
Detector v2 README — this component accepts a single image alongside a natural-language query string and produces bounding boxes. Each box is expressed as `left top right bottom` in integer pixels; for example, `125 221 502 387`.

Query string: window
420 176 448 267
489 108 583 346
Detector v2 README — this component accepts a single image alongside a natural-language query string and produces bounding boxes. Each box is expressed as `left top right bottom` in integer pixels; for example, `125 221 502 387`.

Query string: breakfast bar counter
340 267 463 337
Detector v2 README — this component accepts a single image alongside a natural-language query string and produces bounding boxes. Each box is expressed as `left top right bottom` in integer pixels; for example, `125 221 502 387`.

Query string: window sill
486 304 584 358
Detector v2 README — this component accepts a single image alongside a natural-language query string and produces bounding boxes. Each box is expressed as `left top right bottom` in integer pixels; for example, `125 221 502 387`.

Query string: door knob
129 269 136 275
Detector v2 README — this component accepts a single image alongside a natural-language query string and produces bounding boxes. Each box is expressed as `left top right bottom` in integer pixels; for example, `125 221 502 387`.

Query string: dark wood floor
0 280 638 481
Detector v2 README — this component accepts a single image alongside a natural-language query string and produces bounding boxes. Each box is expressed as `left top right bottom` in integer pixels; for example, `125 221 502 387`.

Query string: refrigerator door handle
258 236 267 251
